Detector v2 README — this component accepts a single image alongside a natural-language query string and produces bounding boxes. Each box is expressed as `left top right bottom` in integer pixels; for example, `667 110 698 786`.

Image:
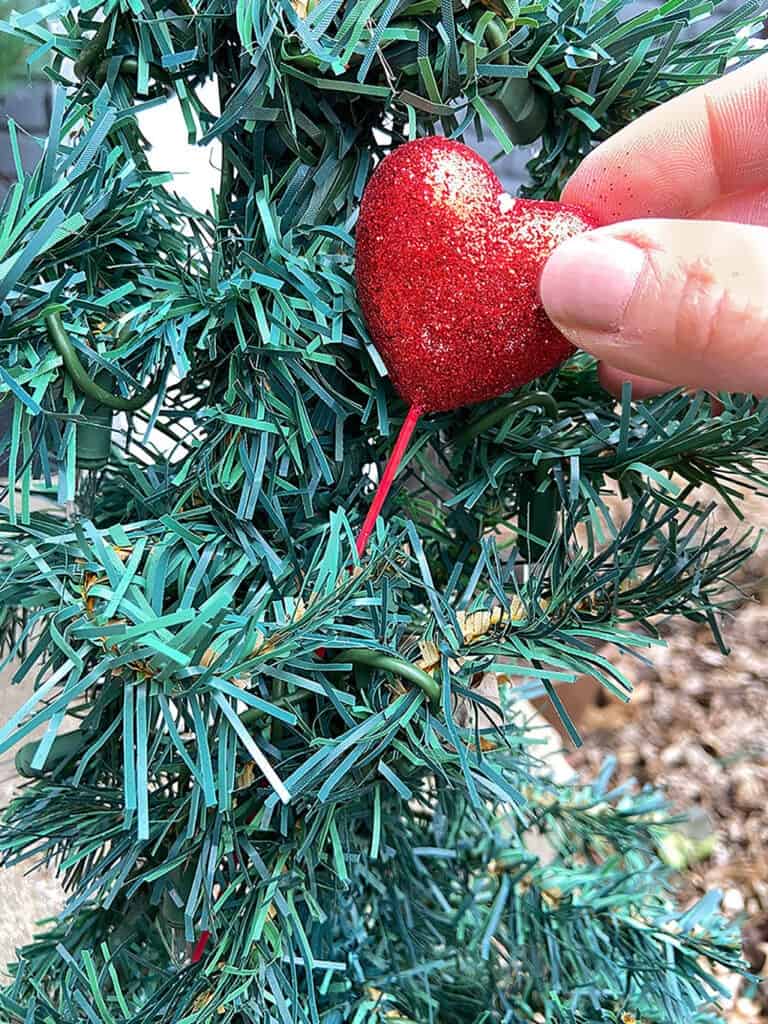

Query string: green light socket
487 77 550 146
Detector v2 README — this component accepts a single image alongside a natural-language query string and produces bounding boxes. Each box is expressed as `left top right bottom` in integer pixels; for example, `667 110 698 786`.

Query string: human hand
539 54 768 398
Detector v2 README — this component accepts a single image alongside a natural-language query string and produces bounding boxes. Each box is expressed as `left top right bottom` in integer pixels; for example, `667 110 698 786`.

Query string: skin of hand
539 53 768 398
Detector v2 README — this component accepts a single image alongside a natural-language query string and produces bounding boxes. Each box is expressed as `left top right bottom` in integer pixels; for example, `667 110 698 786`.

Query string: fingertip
559 138 654 224
540 232 646 335
598 364 672 400
559 159 599 214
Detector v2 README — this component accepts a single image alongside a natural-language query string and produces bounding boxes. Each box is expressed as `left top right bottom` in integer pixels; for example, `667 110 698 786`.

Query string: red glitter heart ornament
355 136 599 414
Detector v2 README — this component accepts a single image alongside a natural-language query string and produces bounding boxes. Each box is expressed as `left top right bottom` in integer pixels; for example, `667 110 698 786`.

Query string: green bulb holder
518 463 558 563
15 728 89 779
76 372 114 470
44 312 160 470
486 77 550 147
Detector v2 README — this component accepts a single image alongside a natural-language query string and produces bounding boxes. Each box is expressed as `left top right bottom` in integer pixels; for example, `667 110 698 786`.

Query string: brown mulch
568 504 768 1021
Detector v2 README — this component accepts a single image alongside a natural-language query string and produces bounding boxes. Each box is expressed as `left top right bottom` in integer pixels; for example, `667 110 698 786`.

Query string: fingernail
540 235 646 333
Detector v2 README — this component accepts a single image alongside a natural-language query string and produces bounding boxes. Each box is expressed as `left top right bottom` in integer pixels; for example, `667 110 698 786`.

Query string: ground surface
569 496 768 1021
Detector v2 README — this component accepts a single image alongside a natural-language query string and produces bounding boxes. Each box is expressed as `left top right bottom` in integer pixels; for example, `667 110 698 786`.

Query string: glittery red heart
355 137 599 413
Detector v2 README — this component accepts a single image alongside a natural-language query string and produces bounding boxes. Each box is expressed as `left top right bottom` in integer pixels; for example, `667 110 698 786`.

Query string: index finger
562 53 768 223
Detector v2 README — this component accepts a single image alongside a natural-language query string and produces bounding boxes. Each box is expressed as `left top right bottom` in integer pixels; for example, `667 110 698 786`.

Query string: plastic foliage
0 0 765 1021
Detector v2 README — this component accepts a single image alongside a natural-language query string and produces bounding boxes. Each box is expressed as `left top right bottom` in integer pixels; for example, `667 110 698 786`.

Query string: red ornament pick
353 137 599 555
192 141 596 964
355 136 599 414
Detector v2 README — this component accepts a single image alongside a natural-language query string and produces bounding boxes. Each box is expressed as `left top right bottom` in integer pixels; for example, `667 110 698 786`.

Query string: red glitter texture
355 137 600 413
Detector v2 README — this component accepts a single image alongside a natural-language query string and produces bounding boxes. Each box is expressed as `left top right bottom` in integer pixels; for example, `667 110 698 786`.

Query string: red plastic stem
356 404 422 557
191 930 211 963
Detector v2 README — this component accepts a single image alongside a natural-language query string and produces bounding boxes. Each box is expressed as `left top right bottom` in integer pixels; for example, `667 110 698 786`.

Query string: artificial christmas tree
0 2 766 1022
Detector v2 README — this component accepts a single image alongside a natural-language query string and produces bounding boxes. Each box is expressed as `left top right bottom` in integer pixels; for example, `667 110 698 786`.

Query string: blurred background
0 2 766 1021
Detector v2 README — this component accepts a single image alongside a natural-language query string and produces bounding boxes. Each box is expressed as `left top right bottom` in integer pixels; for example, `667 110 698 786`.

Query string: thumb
540 219 768 396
